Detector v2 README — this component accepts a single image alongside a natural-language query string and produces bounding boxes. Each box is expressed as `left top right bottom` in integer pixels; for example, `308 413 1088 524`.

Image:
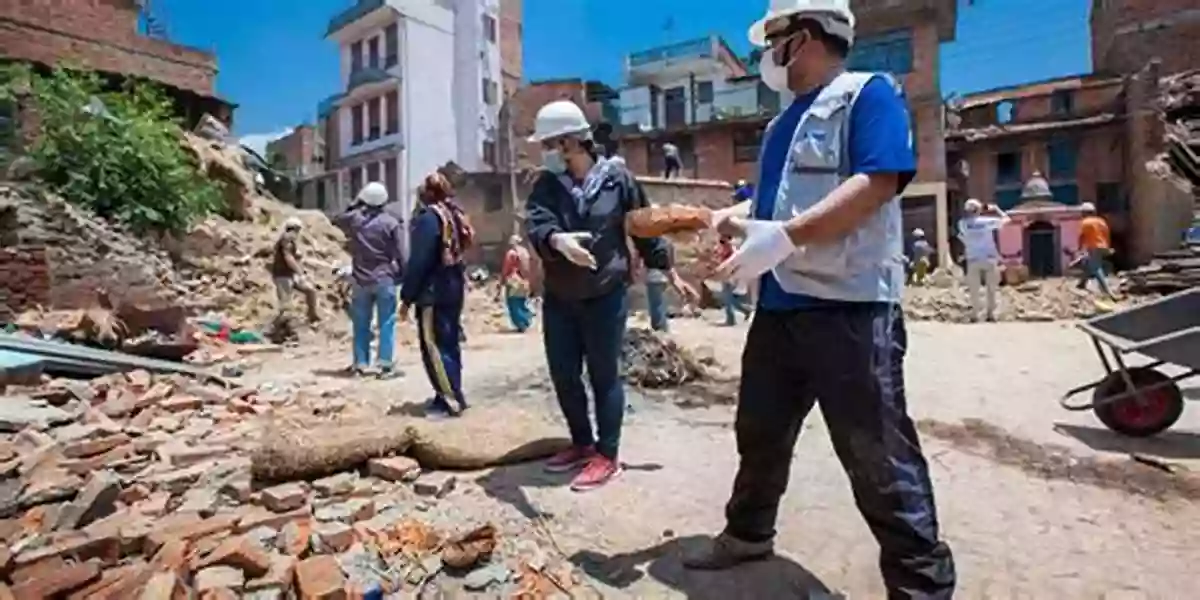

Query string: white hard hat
964 198 983 212
357 181 388 207
912 228 925 237
283 217 303 231
1080 202 1096 212
749 0 856 48
527 100 591 143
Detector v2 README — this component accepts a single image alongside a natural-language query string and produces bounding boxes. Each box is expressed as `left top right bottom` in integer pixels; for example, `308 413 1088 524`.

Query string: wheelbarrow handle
1060 381 1102 411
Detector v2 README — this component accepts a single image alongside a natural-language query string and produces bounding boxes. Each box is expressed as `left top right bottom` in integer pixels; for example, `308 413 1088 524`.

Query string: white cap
964 198 983 212
749 0 856 48
357 181 389 207
283 217 303 231
527 100 591 143
912 228 925 237
1080 202 1096 213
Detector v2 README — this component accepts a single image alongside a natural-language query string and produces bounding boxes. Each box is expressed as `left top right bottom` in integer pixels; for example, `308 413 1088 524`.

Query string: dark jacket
524 159 671 301
401 204 467 307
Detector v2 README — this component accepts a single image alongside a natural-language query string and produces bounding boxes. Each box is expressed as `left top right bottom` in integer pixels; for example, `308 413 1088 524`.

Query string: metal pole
504 99 521 233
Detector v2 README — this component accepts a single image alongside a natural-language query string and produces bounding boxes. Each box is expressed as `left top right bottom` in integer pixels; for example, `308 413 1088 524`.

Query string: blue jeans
350 281 398 369
542 286 628 460
505 294 534 332
720 282 752 326
417 303 466 412
645 281 669 332
1077 249 1116 298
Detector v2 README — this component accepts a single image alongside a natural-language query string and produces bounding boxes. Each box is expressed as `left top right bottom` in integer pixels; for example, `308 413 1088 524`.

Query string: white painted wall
402 4 457 219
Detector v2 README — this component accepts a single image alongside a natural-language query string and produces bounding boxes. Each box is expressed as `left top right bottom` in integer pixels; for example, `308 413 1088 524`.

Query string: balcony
347 66 400 94
326 0 394 39
626 36 725 86
617 79 780 132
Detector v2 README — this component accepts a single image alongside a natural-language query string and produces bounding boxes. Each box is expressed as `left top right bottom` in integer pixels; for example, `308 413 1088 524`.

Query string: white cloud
239 128 293 156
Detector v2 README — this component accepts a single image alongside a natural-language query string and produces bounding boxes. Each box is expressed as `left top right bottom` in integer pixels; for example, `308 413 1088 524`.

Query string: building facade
266 124 325 179
0 0 231 128
1091 0 1200 76
311 0 521 236
615 0 958 263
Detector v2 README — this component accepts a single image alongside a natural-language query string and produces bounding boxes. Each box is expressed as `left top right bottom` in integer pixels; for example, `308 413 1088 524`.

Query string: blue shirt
754 75 916 311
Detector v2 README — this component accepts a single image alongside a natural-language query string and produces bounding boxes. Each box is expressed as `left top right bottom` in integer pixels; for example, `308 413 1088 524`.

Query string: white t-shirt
958 216 1004 262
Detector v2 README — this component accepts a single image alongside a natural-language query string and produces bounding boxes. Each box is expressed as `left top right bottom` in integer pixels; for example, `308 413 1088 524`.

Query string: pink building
996 174 1089 277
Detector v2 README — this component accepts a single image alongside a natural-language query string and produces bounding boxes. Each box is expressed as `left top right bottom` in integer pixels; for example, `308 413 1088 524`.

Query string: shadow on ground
474 460 663 520
1054 422 1200 460
568 535 836 599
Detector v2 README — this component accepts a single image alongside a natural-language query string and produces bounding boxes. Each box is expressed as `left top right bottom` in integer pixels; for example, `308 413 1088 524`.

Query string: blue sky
163 0 1091 149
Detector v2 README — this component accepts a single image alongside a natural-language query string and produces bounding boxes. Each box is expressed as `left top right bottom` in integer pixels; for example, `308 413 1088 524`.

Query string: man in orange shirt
1076 202 1117 300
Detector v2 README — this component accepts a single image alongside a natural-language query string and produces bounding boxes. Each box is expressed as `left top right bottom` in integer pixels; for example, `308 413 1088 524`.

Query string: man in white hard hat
687 1 957 595
908 227 934 285
271 217 320 323
1075 202 1118 300
958 198 1011 321
332 181 406 378
523 100 680 491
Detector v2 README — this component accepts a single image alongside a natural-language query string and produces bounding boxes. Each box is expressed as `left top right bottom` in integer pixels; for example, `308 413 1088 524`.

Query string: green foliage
0 64 221 233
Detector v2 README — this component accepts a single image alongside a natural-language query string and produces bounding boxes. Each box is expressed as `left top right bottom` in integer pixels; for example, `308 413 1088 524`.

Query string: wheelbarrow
1061 288 1200 437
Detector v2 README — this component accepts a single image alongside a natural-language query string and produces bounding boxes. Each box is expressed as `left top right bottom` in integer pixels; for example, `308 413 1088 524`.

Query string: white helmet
527 100 591 143
749 0 856 48
964 198 983 213
912 228 925 238
1080 202 1096 213
283 217 303 231
356 181 388 207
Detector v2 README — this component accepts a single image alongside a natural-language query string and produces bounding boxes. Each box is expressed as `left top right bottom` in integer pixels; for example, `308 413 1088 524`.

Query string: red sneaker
570 455 622 492
544 446 596 473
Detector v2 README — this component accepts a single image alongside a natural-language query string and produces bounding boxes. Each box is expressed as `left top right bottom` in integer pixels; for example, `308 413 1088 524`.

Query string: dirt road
248 315 1200 598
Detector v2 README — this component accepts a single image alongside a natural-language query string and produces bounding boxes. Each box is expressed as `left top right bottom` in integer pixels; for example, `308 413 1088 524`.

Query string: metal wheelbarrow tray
1061 288 1200 437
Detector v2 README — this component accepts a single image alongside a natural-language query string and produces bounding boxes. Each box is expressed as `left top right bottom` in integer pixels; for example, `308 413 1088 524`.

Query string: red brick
144 515 237 555
294 555 347 600
136 571 184 600
366 456 420 482
11 558 100 598
191 535 272 578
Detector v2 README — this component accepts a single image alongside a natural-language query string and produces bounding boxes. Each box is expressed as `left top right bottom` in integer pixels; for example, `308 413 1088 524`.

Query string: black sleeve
523 172 564 262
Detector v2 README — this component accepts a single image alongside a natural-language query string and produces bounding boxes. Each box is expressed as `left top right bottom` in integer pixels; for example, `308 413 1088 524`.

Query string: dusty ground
239 310 1200 599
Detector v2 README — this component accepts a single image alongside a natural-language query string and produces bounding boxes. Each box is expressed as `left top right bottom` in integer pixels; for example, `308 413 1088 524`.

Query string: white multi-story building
318 0 506 235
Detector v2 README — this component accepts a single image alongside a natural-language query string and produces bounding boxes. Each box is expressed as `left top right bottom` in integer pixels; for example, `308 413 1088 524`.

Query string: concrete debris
1122 243 1200 295
903 276 1144 323
0 367 580 598
1156 69 1200 187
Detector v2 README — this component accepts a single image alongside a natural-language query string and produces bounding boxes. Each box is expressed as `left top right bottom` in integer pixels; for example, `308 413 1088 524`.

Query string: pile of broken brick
0 369 575 598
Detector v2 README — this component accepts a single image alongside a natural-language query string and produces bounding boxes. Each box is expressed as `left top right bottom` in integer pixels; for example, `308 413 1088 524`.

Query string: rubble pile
0 370 579 597
903 277 1138 322
1121 243 1200 294
1157 69 1200 187
622 328 713 388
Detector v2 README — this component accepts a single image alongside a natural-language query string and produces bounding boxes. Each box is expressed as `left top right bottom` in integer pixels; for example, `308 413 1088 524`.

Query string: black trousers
664 156 681 179
724 304 956 599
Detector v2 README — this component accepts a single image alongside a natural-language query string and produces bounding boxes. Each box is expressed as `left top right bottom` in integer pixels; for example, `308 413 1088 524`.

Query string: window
349 167 364 199
1050 90 1074 115
385 90 399 135
351 103 364 145
367 97 381 140
847 29 913 74
995 150 1021 185
316 178 327 211
1095 182 1124 213
994 188 1022 210
1047 138 1078 180
384 158 398 203
482 78 498 105
695 81 714 104
384 23 399 68
350 40 363 73
482 14 497 43
732 128 763 163
368 37 380 69
482 140 497 168
484 182 504 212
1049 183 1079 205
366 161 380 183
996 100 1017 124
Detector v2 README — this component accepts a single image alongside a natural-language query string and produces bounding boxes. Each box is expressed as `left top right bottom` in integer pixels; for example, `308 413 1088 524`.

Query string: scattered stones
295 555 347 600
463 562 512 591
367 456 421 483
260 483 307 513
413 473 457 499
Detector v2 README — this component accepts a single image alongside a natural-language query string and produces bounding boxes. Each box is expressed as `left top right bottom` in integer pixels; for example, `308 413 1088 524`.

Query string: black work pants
724 304 956 599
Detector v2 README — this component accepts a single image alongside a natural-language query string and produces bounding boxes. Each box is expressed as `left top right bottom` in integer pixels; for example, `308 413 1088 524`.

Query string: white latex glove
549 232 597 269
715 219 797 285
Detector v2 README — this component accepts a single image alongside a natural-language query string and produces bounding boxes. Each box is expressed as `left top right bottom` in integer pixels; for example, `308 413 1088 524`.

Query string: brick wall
0 246 50 322
0 0 217 96
1091 0 1200 75
498 0 523 97
265 125 317 175
500 80 604 171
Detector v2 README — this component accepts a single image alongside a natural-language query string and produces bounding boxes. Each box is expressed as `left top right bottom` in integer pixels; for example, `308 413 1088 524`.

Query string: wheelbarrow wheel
1092 367 1184 437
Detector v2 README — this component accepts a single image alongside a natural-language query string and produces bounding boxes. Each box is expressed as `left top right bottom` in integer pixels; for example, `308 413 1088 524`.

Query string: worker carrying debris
498 234 534 332
400 172 475 418
523 99 678 491
1074 202 1118 301
683 1 958 596
271 217 320 323
333 182 405 378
